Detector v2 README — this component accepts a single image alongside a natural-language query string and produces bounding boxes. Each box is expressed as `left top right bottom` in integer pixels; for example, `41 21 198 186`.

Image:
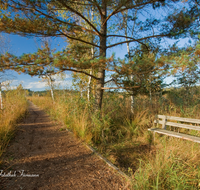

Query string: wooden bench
148 115 200 143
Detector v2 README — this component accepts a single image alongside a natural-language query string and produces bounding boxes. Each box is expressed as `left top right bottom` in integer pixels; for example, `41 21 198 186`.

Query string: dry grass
132 137 200 189
0 88 28 162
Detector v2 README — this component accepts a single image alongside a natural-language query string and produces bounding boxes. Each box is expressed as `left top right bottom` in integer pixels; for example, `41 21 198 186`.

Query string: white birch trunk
125 10 138 115
87 6 94 102
149 75 152 108
80 87 83 99
125 11 134 115
126 42 134 114
87 69 92 101
48 76 55 102
0 82 3 110
87 46 94 102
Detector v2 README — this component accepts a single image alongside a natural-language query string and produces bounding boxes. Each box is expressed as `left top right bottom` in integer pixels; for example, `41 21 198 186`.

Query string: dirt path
0 102 129 190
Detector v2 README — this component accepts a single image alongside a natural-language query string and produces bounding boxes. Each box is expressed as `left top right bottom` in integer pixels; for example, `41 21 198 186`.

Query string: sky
0 33 190 91
1 34 72 91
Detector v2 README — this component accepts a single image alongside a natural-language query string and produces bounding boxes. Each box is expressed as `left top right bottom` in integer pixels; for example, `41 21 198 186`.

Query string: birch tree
0 82 3 110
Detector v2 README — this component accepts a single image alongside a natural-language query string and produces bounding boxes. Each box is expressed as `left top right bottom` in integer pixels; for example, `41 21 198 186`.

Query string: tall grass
30 86 200 189
133 138 200 189
0 86 28 161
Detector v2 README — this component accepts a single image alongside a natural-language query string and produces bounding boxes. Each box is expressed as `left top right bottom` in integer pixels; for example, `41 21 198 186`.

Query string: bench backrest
154 115 200 131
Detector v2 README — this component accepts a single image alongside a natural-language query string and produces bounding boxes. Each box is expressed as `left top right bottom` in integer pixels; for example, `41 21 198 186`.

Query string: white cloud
1 74 73 91
2 85 17 90
51 73 71 80
24 81 47 89
1 80 19 90
1 80 17 85
53 80 72 89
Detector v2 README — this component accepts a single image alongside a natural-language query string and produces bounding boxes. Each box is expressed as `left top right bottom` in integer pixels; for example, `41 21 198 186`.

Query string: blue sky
1 34 73 91
0 33 189 91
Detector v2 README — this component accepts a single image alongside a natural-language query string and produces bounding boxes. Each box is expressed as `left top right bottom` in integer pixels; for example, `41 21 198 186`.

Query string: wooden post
162 115 167 129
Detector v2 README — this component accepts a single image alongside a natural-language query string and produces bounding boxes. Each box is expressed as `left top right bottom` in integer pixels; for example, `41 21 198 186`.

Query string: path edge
65 128 131 181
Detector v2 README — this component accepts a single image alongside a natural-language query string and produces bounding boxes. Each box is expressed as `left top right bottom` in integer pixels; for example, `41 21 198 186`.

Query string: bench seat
148 128 200 143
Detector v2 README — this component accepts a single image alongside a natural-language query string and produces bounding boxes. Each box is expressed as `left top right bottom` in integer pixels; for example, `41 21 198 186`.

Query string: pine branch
105 0 157 23
59 31 100 48
61 68 99 80
57 0 101 36
107 34 166 48
101 86 140 90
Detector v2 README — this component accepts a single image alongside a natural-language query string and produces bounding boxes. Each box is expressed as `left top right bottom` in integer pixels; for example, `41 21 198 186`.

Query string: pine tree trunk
95 0 107 111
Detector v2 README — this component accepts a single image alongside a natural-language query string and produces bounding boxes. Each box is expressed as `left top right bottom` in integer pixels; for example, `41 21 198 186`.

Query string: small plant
128 167 133 176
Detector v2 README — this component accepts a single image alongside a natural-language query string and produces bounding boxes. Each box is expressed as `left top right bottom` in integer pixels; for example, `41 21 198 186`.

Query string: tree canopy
0 0 199 109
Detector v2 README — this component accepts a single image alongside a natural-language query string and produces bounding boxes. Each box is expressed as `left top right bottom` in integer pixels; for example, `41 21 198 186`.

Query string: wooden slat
154 120 200 131
157 115 200 124
148 128 200 143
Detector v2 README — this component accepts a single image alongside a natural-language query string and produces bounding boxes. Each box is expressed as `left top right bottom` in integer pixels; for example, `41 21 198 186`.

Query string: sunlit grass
0 87 28 162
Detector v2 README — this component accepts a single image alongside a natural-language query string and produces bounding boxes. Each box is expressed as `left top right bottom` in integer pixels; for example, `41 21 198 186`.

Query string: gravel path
0 101 129 190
